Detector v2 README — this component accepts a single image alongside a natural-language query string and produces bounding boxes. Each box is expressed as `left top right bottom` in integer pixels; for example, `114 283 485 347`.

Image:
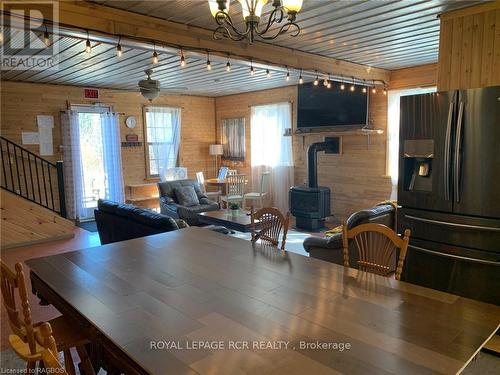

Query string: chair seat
244 192 262 198
221 195 243 200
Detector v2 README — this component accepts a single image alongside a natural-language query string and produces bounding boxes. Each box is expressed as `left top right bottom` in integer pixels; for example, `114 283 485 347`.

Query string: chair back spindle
251 207 290 251
342 224 411 280
0 261 37 354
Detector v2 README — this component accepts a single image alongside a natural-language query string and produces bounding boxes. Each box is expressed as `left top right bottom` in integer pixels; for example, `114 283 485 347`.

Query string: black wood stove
289 139 338 230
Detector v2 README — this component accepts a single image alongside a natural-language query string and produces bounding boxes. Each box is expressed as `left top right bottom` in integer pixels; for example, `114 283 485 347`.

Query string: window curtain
251 102 293 213
100 112 125 203
61 110 86 220
221 118 245 160
387 87 436 199
146 106 181 181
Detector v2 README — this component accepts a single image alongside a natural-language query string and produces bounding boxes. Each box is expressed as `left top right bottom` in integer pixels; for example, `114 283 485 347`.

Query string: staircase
1 136 66 216
0 136 74 249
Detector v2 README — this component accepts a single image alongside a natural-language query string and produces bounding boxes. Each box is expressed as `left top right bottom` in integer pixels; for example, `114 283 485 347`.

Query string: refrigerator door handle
405 214 500 232
408 245 500 266
454 101 465 203
444 101 454 201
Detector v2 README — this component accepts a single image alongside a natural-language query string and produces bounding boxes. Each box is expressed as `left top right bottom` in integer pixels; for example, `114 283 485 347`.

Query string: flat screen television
297 82 368 129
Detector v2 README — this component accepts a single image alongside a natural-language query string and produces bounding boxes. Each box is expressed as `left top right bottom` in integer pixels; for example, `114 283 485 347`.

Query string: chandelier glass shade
209 0 302 44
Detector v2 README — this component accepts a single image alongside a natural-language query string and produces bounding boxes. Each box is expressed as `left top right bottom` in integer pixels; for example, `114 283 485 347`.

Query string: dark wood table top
26 227 500 375
198 209 255 232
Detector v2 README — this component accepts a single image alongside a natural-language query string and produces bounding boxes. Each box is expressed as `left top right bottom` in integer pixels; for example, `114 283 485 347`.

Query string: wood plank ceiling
91 0 481 69
1 0 482 96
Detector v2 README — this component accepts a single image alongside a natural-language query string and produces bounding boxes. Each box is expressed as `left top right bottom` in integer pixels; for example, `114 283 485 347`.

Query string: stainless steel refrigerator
398 86 500 305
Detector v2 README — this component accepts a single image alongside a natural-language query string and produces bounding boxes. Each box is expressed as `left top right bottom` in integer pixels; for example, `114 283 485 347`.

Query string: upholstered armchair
158 179 220 226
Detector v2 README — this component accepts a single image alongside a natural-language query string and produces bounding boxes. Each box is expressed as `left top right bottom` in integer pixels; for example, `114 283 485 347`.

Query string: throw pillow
174 186 200 207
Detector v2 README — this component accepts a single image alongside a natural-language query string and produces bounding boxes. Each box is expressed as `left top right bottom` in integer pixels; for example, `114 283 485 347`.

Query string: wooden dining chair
0 260 96 375
221 174 246 208
341 223 411 280
196 171 221 202
251 207 290 251
244 171 270 209
39 322 69 375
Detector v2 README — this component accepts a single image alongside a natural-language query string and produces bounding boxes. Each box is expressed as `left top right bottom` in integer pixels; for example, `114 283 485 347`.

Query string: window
144 106 181 179
221 118 245 161
387 87 436 199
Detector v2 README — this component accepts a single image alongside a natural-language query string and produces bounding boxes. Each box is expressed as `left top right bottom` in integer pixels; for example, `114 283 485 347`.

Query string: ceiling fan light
282 0 303 13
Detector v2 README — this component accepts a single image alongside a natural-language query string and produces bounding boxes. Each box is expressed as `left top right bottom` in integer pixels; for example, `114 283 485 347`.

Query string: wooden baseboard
0 233 75 251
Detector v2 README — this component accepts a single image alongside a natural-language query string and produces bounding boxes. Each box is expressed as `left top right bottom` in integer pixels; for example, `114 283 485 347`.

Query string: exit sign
84 88 99 99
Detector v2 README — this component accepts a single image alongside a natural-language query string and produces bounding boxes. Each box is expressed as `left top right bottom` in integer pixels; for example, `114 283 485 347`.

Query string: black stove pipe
307 141 337 188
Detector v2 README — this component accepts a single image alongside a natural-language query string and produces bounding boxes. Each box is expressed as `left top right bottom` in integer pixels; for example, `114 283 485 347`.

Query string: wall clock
125 116 137 129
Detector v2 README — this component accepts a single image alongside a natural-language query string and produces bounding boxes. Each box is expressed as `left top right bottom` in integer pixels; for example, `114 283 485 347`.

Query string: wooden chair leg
76 345 96 375
63 349 77 375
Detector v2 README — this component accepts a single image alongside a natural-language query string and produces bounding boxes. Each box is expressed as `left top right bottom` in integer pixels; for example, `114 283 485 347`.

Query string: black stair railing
0 136 67 218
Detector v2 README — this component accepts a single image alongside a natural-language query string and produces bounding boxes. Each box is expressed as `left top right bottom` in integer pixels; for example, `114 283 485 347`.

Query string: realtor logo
1 1 59 70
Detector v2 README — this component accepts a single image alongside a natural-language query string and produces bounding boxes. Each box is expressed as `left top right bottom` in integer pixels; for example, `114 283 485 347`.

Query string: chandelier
208 0 303 44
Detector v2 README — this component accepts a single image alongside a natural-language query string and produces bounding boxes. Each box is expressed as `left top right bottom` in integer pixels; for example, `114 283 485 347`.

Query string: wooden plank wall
215 86 391 221
437 2 500 90
389 63 438 90
0 82 216 200
0 189 75 249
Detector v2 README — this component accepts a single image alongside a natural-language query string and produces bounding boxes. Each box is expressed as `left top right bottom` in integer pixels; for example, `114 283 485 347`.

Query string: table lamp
209 144 224 176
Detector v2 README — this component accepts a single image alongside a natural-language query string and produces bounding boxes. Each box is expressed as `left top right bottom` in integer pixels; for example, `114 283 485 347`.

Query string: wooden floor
0 227 100 351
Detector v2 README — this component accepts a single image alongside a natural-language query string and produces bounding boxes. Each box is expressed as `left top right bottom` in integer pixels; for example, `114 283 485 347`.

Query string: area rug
76 220 98 232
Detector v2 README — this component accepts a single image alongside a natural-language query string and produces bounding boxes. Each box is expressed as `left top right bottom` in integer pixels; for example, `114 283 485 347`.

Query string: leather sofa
95 199 185 244
303 204 396 269
158 179 219 226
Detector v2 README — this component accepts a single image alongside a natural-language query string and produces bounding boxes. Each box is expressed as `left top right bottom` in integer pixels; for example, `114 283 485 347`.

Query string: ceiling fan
138 69 187 101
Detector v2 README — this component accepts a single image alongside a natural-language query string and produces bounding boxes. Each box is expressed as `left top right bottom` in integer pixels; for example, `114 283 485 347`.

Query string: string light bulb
286 66 290 81
327 74 332 89
313 71 319 86
372 86 376 94
85 31 91 54
250 60 255 76
266 68 271 78
362 86 367 93
116 36 122 57
206 51 212 71
226 56 231 72
152 43 158 64
323 77 328 87
298 69 303 84
350 77 355 92
340 82 345 90
43 26 50 46
180 50 186 67
383 86 387 95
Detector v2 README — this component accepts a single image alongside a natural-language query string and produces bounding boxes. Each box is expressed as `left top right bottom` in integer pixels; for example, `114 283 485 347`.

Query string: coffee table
198 209 257 232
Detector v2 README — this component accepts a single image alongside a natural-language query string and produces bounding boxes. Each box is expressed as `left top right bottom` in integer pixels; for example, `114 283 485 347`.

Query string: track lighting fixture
116 36 122 57
313 71 319 86
152 43 158 64
298 69 303 84
180 50 186 67
43 26 50 46
85 31 91 54
206 51 212 70
226 56 231 72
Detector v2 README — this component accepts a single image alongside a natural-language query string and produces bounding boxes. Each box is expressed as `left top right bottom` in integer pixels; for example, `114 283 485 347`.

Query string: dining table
26 227 500 375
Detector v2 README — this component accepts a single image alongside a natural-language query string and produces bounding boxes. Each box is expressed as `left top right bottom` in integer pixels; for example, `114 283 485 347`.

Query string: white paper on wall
37 115 54 156
21 132 39 145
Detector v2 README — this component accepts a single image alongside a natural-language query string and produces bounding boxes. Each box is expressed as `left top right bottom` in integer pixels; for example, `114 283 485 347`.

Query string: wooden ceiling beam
38 1 391 83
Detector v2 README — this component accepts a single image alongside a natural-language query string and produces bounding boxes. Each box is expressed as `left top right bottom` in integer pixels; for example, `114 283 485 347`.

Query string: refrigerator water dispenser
403 140 434 192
